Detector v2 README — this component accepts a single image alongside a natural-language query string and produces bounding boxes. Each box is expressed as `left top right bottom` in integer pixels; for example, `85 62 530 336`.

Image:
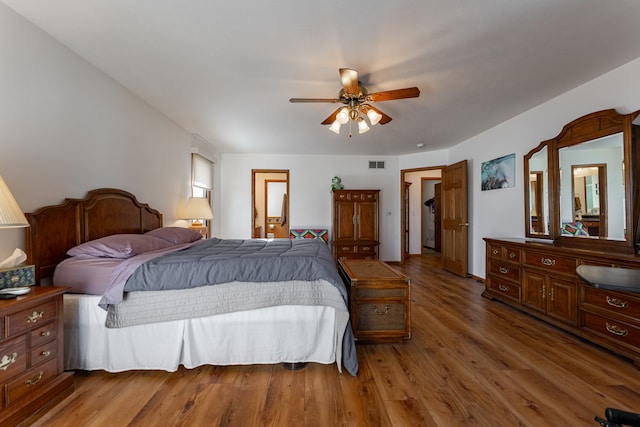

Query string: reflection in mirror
251 170 289 239
526 145 549 236
559 133 623 240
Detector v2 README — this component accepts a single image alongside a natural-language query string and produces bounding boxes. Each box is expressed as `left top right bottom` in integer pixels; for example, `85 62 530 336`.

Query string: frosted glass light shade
329 120 341 134
336 107 349 125
357 117 370 134
0 176 28 228
366 108 382 125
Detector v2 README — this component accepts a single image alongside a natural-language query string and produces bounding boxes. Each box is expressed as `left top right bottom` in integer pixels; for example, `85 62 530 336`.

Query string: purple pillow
67 234 173 259
145 227 203 244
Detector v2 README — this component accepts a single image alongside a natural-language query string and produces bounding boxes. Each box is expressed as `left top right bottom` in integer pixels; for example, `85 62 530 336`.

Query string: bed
25 188 358 376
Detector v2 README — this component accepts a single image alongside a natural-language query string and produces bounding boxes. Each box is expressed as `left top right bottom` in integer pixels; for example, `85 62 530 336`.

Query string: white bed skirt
64 294 337 372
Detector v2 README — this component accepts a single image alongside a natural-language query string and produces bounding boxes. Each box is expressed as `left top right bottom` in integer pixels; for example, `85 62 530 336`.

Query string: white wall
0 5 202 261
220 154 400 261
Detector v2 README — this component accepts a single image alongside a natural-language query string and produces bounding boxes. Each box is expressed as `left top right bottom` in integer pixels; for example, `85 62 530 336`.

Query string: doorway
251 170 289 238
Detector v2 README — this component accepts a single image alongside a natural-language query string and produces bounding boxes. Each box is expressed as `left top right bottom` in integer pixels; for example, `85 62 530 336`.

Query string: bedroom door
442 160 469 277
251 170 289 239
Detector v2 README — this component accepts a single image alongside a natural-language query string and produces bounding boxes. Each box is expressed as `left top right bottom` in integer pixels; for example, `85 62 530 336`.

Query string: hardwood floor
28 255 640 426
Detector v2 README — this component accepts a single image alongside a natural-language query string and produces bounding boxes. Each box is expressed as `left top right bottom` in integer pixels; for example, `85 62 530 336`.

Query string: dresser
484 238 640 366
338 259 410 343
0 286 73 425
331 189 379 261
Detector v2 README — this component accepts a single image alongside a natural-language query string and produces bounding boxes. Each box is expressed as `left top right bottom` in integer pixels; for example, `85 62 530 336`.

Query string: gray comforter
103 238 358 375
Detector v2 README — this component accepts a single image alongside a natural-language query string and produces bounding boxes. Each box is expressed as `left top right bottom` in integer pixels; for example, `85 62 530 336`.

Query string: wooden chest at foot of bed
338 259 411 343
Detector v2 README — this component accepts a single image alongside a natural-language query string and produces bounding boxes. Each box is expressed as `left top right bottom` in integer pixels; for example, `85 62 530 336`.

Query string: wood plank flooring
28 255 640 426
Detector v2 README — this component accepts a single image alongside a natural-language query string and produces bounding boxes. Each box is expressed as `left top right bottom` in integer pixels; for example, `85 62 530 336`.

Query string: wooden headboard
25 188 163 284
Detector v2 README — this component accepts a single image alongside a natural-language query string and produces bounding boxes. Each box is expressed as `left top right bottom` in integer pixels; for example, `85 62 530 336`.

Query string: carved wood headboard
25 188 163 284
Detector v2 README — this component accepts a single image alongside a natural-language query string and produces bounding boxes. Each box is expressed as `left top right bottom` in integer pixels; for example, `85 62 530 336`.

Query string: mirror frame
524 109 640 254
524 142 553 239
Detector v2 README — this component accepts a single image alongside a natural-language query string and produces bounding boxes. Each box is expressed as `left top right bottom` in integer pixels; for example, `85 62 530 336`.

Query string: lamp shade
0 176 28 228
181 197 213 220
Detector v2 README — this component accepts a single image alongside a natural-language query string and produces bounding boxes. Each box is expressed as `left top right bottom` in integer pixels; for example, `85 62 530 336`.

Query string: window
191 154 213 235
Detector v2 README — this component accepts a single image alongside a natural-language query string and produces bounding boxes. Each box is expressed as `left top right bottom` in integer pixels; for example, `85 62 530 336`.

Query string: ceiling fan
289 68 420 136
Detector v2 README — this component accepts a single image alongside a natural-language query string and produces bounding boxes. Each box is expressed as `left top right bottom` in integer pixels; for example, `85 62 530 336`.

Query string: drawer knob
0 352 18 371
492 249 499 255
27 311 44 323
498 285 509 292
606 296 629 309
541 257 556 266
499 267 509 274
605 322 628 337
509 252 516 259
41 330 51 337
41 350 51 357
25 371 44 386
372 304 391 315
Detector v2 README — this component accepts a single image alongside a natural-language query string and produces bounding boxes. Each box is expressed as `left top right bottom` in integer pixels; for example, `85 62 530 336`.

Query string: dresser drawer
581 286 640 319
582 311 640 350
356 244 377 256
487 275 521 302
488 260 520 282
0 334 28 384
5 359 58 406
487 243 520 262
7 300 57 337
523 252 576 276
30 321 57 348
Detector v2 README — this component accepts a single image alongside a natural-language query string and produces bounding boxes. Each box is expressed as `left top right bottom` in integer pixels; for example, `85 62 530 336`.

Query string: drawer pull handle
341 246 350 251
26 371 44 386
362 246 371 250
372 304 391 315
606 296 629 309
27 311 44 323
0 352 18 371
498 285 509 292
605 322 628 337
541 258 556 266
492 249 499 255
41 330 51 337
499 267 509 274
41 351 51 357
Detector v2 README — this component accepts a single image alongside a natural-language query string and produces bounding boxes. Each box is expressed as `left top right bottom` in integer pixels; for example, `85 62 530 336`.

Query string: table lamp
181 197 213 237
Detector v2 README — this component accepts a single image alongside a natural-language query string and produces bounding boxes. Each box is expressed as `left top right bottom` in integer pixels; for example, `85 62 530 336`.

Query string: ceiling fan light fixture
329 120 342 134
357 117 370 134
366 108 382 126
336 107 349 124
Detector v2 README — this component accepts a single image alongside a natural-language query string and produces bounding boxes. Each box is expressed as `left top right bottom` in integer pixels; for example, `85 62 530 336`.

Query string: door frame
400 166 445 263
251 169 289 238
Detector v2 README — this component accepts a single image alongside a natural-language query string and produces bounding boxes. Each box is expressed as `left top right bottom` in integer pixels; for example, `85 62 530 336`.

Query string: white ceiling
3 0 640 156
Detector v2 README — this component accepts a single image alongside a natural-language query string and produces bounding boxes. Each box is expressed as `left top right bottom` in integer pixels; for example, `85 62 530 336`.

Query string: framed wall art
481 153 515 191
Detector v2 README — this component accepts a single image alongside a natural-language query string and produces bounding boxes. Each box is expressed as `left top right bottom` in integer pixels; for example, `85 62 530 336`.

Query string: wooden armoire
331 189 380 261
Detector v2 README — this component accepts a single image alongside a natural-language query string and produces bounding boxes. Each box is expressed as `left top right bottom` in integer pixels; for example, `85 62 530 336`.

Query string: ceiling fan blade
339 68 359 95
367 105 393 125
368 87 420 102
321 108 342 125
289 98 341 103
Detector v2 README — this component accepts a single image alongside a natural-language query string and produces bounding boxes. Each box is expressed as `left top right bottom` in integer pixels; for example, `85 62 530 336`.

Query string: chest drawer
7 300 57 337
354 301 409 333
31 339 58 368
488 260 520 282
0 334 28 384
523 252 576 276
30 320 57 348
581 286 640 319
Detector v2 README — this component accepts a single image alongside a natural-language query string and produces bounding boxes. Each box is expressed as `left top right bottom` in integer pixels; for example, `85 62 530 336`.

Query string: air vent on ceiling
369 161 385 169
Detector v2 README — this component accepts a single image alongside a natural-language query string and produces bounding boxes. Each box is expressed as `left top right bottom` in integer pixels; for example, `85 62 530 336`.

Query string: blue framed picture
481 153 515 191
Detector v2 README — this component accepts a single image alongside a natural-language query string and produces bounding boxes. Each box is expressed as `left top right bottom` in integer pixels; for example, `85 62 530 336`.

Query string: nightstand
0 286 74 425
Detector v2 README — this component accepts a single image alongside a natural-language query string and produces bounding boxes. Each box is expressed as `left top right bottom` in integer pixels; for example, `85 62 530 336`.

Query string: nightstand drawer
0 334 28 384
7 300 57 337
5 359 58 406
30 321 57 348
30 340 57 367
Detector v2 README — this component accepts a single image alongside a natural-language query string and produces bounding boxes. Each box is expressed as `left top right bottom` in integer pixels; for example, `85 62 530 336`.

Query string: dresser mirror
524 109 640 253
524 144 550 237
